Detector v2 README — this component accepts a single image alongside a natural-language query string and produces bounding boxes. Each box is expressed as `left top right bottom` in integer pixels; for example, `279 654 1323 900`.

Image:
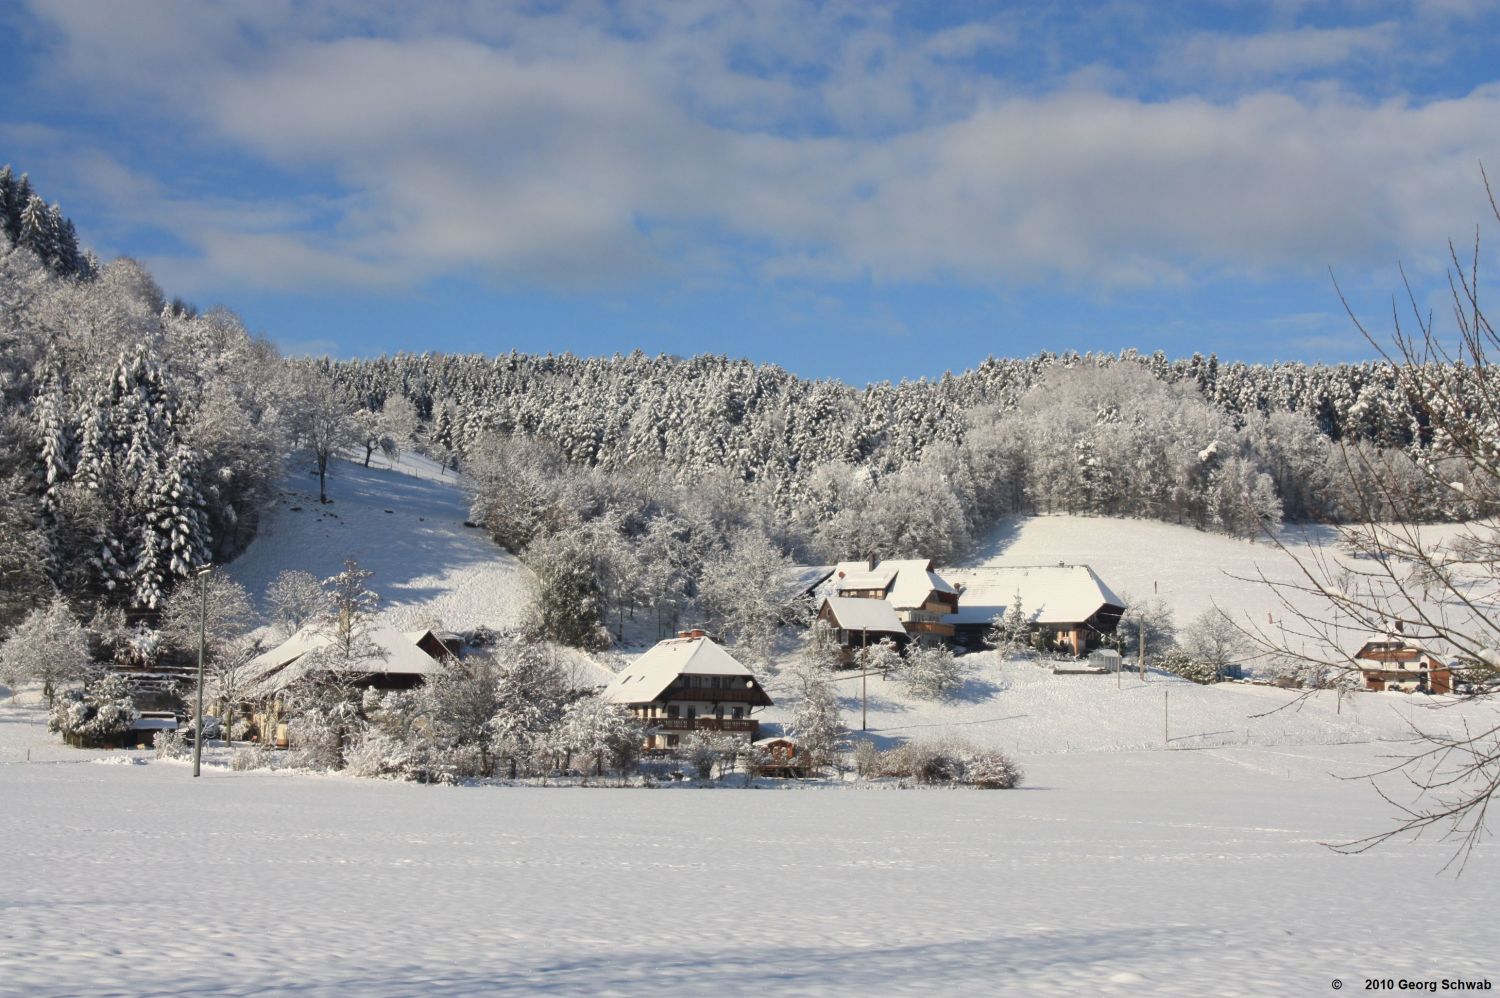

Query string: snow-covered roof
821 558 957 610
883 559 958 609
944 565 1125 627
787 565 836 598
601 637 769 706
244 624 449 697
838 569 897 592
819 596 906 634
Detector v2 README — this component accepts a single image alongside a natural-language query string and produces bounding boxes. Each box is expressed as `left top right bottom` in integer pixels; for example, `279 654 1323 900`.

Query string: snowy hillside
225 452 529 634
963 513 1472 653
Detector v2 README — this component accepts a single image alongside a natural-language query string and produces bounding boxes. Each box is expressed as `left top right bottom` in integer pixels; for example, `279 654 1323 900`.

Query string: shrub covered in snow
900 643 970 700
48 673 138 746
1157 647 1220 685
875 739 1024 789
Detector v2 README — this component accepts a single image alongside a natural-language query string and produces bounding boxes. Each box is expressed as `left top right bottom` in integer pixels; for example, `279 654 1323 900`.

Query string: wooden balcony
664 684 764 702
647 717 759 734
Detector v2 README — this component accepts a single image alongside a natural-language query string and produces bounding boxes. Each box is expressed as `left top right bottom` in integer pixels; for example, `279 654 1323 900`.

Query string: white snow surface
225 452 528 634
964 514 1480 655
2 686 1497 996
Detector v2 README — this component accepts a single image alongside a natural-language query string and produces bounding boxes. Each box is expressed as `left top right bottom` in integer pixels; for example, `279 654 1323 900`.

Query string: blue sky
3 1 1499 384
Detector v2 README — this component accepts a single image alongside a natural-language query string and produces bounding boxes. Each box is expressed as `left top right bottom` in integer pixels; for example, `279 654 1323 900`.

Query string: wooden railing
647 717 758 733
665 684 763 702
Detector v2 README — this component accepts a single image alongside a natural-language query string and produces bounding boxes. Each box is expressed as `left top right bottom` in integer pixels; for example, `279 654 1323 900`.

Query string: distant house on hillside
813 559 960 643
601 631 773 750
943 564 1125 655
816 596 907 661
1354 634 1452 694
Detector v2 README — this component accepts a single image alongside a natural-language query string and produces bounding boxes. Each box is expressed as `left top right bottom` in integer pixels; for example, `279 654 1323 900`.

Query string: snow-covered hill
226 452 529 634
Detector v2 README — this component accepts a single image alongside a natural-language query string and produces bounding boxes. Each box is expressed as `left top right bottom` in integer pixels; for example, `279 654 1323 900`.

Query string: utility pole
861 627 868 732
1164 689 1169 748
192 565 211 778
1139 613 1147 681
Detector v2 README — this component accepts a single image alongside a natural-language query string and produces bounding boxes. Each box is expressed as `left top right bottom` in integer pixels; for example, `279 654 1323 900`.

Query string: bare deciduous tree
1241 172 1500 869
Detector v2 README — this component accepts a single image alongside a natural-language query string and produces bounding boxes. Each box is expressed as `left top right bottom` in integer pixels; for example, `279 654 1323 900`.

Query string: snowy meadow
4 686 1499 997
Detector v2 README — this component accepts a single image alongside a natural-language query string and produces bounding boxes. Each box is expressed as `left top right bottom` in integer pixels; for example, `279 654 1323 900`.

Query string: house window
715 706 724 719
687 707 697 721
732 707 743 720
667 705 679 719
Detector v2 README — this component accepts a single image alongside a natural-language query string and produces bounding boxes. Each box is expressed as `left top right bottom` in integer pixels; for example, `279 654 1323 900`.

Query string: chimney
676 630 691 639
867 556 877 571
689 628 706 639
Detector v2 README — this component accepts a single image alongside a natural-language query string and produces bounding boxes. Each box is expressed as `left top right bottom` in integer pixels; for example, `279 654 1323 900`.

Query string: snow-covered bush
857 639 903 680
876 739 1023 789
153 728 189 760
1157 647 1220 685
677 731 740 781
344 729 416 780
230 745 274 771
48 673 138 746
900 643 969 700
852 738 881 778
489 645 570 778
557 694 645 780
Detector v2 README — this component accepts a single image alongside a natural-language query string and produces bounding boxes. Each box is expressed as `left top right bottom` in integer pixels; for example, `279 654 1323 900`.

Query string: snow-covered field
226 452 529 634
965 513 1477 654
775 654 1487 756
2 688 1496 997
7 459 1496 995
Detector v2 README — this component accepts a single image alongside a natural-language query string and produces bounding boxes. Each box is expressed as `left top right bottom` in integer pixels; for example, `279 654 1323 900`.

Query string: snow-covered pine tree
986 591 1031 656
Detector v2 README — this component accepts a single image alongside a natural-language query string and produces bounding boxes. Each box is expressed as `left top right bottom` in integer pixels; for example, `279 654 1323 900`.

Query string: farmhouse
1353 635 1453 695
815 559 960 642
943 564 1125 655
601 631 773 749
240 625 455 745
816 596 907 661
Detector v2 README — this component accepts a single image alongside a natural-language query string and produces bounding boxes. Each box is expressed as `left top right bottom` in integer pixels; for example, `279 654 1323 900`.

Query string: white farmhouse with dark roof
601 630 773 749
943 564 1126 655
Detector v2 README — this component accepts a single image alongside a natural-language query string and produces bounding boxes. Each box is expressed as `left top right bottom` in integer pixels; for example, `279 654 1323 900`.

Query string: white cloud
1166 23 1399 82
13 1 1500 297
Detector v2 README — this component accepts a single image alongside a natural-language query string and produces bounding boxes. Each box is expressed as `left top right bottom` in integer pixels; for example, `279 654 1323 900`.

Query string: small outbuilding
816 596 907 661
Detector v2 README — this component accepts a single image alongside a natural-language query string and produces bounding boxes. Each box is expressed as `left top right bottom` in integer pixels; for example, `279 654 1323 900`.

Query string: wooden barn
943 564 1126 655
816 596 907 661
